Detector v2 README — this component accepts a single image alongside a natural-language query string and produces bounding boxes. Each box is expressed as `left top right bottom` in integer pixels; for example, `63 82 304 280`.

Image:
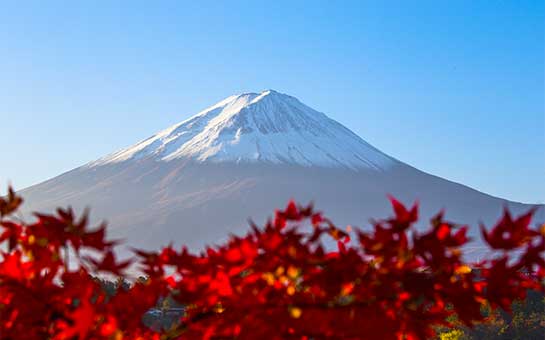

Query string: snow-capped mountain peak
89 90 396 170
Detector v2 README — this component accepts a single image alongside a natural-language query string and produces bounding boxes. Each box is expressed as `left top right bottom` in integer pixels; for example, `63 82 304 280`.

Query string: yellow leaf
262 272 275 285
279 275 289 285
113 330 123 340
287 266 299 279
455 265 472 274
214 304 225 314
289 307 302 319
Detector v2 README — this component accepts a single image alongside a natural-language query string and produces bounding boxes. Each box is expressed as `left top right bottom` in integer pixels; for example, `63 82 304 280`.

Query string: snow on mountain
88 90 395 170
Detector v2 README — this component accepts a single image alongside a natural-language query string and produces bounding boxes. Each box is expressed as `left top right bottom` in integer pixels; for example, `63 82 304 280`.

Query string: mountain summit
90 90 395 170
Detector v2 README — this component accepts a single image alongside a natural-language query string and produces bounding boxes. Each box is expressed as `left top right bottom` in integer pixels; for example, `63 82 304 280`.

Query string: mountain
20 90 544 258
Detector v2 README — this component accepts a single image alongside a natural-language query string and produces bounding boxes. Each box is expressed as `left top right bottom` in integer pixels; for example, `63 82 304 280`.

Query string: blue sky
0 1 543 203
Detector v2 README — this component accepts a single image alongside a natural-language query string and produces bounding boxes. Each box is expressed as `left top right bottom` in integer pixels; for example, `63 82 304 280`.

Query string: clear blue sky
0 1 543 203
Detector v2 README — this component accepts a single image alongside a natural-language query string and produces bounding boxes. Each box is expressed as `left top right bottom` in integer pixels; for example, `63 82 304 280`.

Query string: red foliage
0 189 544 339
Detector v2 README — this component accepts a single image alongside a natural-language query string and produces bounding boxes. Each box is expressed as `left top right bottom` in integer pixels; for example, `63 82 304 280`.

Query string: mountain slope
20 90 544 258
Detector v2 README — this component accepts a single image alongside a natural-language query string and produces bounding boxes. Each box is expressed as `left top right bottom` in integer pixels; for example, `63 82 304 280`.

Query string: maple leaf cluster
0 188 544 339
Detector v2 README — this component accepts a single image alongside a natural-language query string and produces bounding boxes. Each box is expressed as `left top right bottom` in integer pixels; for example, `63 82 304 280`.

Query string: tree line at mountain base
92 277 544 339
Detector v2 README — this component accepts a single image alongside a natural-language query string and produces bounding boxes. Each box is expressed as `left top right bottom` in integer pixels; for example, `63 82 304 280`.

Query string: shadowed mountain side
19 159 544 259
